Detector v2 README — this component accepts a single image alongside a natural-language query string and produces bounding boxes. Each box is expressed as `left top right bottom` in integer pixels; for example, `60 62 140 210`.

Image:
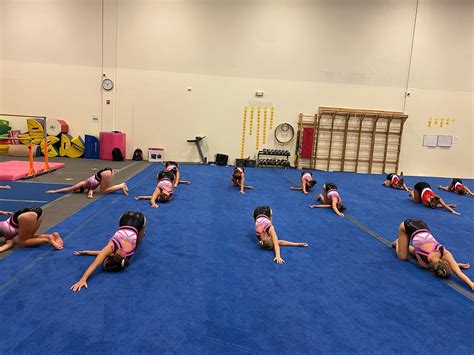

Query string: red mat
0 160 65 181
300 128 314 158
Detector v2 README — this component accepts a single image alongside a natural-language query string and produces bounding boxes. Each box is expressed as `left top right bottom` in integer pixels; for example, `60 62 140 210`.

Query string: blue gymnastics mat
0 181 70 214
0 165 472 353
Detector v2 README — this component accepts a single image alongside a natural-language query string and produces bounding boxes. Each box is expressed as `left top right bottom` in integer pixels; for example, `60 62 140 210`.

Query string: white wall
0 0 472 177
401 0 473 177
114 0 415 163
0 0 103 136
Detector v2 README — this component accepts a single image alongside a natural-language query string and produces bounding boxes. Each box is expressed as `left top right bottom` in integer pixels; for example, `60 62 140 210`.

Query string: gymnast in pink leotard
232 166 254 194
46 168 128 198
71 211 146 292
0 207 63 253
253 205 308 264
164 161 191 187
309 182 345 217
290 171 316 194
135 170 175 208
391 219 473 291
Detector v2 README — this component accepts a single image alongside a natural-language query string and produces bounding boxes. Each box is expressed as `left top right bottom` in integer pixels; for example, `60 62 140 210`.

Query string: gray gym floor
0 156 150 258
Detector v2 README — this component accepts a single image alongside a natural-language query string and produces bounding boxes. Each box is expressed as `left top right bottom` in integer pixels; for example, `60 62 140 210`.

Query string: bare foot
49 232 64 249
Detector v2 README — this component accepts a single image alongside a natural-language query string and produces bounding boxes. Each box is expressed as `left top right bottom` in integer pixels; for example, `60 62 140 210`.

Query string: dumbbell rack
256 149 291 168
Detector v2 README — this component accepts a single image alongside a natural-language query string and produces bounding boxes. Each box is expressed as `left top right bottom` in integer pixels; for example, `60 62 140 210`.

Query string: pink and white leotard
0 217 18 241
110 226 139 258
85 175 101 190
411 229 445 264
326 190 341 204
255 215 273 241
156 178 174 196
302 172 312 183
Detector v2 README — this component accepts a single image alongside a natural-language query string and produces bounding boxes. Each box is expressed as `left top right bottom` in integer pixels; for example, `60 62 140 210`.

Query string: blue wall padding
84 135 100 159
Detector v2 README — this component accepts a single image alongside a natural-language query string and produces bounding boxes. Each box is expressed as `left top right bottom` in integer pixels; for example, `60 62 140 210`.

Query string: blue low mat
0 166 472 353
0 181 70 214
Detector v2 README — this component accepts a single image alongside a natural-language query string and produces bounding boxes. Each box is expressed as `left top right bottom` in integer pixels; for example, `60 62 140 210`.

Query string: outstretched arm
150 187 161 208
174 170 181 187
465 186 474 196
46 181 86 194
301 178 308 194
0 239 14 253
70 243 113 292
0 185 11 189
74 250 100 256
438 198 460 215
331 198 344 217
438 185 450 191
268 226 284 264
444 251 474 291
0 211 13 215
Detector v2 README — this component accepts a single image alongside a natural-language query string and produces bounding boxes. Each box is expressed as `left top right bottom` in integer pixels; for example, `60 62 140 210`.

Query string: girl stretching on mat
383 172 409 191
0 207 63 253
232 166 254 194
46 168 128 199
438 178 473 196
164 161 191 187
410 181 459 215
391 219 473 291
0 185 11 189
253 205 308 264
135 170 174 208
290 171 316 194
71 211 146 292
309 182 345 217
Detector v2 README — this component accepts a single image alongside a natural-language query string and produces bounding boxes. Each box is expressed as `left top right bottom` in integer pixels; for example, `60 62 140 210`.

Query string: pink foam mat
0 161 65 181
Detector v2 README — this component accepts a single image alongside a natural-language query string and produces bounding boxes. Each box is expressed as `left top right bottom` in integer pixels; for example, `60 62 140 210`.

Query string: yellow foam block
66 135 85 158
71 135 85 150
60 134 72 156
40 136 60 157
27 118 44 135
18 133 43 145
